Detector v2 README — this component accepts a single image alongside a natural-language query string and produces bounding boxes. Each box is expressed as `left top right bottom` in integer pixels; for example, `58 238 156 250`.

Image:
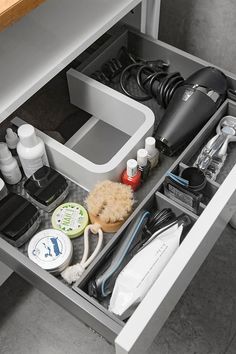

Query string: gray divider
155 191 198 222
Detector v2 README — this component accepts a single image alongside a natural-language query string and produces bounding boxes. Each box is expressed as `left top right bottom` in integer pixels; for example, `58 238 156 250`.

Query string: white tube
109 223 183 319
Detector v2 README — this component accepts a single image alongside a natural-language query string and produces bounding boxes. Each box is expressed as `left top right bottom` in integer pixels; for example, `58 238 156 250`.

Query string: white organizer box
12 71 154 190
12 72 154 191
1 2 236 354
65 71 154 189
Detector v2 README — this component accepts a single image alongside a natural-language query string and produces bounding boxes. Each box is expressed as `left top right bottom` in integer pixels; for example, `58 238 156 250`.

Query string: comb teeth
85 180 134 223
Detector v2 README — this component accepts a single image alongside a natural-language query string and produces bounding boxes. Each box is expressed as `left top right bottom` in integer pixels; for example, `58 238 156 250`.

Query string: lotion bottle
145 137 159 169
0 143 22 184
17 124 49 178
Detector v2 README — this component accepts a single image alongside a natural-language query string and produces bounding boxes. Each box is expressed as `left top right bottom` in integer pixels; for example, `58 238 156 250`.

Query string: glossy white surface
0 0 141 123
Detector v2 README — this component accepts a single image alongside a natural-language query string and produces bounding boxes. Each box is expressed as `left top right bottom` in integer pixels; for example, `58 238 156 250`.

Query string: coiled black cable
143 208 177 239
120 63 184 108
91 47 184 108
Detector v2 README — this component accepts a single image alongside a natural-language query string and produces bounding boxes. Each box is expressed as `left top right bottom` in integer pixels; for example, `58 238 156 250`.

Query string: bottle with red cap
121 159 141 191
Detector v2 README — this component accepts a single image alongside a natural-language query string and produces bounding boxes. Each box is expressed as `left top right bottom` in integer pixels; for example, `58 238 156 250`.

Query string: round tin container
28 229 73 274
51 202 89 238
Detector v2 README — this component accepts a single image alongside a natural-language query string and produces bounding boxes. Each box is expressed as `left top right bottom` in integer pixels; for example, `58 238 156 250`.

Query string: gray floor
1 224 236 354
2 1 236 353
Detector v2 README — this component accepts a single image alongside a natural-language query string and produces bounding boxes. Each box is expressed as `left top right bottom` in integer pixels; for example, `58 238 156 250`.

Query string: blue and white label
32 236 63 262
28 229 72 271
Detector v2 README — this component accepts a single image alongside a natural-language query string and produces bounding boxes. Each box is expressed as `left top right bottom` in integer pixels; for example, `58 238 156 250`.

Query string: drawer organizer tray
2 26 236 354
74 98 236 299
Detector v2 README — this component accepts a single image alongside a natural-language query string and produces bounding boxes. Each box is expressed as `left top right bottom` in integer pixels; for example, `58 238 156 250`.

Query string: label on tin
54 203 87 233
32 236 63 262
28 229 72 271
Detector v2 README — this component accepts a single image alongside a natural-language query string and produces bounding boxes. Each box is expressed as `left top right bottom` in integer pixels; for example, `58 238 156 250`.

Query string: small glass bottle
145 137 159 169
121 159 141 191
137 149 151 182
5 128 19 157
5 128 21 166
0 143 22 185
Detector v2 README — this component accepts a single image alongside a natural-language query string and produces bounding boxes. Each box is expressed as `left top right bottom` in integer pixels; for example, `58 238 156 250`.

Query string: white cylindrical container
145 137 159 169
17 124 49 178
0 143 22 185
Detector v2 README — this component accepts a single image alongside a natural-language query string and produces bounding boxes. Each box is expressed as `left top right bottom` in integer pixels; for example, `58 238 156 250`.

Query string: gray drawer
1 27 236 354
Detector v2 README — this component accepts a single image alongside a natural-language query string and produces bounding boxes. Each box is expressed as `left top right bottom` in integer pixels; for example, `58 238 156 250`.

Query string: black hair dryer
155 67 228 156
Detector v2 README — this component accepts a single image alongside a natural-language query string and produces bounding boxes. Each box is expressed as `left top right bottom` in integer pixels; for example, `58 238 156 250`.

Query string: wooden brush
85 180 134 233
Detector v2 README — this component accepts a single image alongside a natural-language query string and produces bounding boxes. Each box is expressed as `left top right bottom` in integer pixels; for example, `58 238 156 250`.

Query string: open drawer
1 26 236 354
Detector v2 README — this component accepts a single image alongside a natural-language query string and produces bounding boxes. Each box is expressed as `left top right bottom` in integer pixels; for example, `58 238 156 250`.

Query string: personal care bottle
145 137 159 169
121 159 141 191
17 124 49 178
0 178 8 200
0 143 22 185
5 128 19 157
137 149 151 182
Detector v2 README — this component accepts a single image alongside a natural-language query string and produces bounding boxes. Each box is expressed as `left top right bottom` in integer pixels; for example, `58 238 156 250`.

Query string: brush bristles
85 180 134 223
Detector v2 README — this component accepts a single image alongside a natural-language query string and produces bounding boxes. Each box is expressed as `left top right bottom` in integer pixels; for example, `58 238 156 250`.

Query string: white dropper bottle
145 137 159 169
5 128 19 154
5 127 21 165
17 124 49 178
0 143 22 184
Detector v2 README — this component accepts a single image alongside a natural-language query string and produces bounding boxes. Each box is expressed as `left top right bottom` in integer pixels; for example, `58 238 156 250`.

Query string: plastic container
181 167 207 192
17 124 49 178
0 193 41 247
0 143 22 184
24 166 70 212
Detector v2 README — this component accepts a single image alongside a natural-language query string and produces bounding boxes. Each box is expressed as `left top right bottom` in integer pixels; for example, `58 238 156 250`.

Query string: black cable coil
91 47 184 109
120 63 184 108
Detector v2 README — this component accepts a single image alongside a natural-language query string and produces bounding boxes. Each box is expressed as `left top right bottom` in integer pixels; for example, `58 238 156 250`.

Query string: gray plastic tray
71 27 236 319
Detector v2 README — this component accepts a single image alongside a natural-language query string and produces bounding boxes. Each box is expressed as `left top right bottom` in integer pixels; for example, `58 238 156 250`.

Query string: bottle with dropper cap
145 137 159 169
0 143 22 184
5 128 19 156
121 159 141 191
17 124 49 178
